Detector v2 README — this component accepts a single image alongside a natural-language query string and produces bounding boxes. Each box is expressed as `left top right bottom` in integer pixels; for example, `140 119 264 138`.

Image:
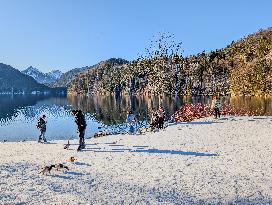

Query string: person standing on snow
71 110 87 151
157 106 165 129
211 95 221 119
37 114 47 143
126 110 136 134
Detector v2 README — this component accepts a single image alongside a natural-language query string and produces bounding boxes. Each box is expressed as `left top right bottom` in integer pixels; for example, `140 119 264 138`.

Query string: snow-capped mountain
22 66 63 84
47 70 63 80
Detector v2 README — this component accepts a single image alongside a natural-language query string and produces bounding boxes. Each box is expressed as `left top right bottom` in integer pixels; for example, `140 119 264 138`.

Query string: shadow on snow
130 148 218 156
90 148 218 156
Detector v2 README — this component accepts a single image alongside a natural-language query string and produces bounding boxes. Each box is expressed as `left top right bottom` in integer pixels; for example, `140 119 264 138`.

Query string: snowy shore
0 116 272 205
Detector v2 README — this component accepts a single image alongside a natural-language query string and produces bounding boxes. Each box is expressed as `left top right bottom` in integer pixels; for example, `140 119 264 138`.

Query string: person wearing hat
37 114 47 143
71 110 87 151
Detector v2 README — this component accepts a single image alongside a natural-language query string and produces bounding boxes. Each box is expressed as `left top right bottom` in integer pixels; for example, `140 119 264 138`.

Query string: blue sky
0 0 271 72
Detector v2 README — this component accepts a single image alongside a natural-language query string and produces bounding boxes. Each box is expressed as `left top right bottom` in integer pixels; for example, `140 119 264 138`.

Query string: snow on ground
0 116 272 205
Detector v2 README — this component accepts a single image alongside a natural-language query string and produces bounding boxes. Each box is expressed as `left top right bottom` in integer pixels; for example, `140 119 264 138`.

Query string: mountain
68 28 272 97
0 63 51 93
68 58 129 94
52 58 128 88
51 66 89 88
47 70 63 80
22 66 63 85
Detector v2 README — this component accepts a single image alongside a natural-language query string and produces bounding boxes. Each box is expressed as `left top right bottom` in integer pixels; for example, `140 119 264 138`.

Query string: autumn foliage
173 103 266 122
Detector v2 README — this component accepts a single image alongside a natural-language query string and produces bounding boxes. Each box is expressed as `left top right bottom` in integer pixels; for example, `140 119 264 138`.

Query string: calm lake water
0 94 271 141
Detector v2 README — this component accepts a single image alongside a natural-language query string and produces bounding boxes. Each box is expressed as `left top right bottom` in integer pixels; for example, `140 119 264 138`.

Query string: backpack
37 118 46 129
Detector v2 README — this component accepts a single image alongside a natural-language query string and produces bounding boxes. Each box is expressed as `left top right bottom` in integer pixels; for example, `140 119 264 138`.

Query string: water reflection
230 96 272 115
0 95 101 141
0 94 271 141
67 95 182 125
68 95 272 124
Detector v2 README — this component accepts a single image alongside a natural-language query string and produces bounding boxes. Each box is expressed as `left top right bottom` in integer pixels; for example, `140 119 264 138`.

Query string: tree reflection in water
67 95 271 125
67 95 182 125
0 94 271 141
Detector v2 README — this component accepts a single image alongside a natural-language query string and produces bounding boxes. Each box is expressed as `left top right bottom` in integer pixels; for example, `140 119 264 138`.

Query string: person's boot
38 138 42 143
77 145 82 151
79 137 85 149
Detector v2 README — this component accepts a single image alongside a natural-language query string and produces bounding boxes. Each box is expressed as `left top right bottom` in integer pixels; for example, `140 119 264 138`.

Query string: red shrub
174 103 211 122
173 103 265 122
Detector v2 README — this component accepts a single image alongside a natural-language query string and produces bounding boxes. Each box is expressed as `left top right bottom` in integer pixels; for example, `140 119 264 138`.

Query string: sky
0 0 271 73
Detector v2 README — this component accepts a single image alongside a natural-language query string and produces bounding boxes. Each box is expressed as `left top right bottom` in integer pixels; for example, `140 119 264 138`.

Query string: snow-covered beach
0 116 272 205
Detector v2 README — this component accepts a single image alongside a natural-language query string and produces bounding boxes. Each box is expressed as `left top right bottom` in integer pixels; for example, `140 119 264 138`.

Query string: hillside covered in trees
51 59 128 88
68 28 272 97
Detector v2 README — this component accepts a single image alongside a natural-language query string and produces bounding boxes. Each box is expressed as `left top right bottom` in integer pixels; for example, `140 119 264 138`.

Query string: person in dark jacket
71 110 87 151
157 106 165 129
37 114 47 143
126 110 136 134
150 109 158 131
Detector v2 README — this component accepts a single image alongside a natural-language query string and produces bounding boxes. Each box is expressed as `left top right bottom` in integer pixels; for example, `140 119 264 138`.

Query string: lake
0 94 271 141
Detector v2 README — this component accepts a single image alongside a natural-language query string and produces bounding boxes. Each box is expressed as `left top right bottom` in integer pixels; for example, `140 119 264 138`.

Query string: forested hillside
68 58 129 94
51 58 128 88
68 28 272 97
